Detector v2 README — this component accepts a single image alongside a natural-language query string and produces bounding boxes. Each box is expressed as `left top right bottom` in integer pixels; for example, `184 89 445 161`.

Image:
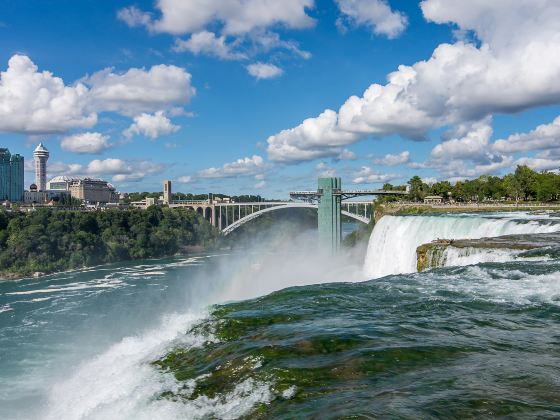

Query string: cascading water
363 213 560 278
2 213 560 418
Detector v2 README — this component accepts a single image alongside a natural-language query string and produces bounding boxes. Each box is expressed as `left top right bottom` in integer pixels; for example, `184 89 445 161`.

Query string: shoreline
375 202 560 221
0 245 213 283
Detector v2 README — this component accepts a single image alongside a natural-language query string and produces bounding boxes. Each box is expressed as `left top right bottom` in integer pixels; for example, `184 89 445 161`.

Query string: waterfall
363 214 560 279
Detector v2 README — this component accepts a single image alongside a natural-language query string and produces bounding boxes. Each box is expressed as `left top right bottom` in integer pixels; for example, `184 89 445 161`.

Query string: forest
0 207 219 277
386 165 560 203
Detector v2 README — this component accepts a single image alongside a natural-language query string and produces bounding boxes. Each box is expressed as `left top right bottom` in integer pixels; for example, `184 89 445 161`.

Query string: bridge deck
290 190 407 197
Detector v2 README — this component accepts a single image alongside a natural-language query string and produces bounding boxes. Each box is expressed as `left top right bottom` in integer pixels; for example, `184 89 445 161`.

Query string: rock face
416 240 454 272
416 232 560 272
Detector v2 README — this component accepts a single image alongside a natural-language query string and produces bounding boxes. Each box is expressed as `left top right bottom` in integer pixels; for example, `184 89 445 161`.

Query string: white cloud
0 55 96 133
48 161 84 176
246 62 283 79
60 132 112 154
0 55 195 134
267 109 360 162
267 0 560 163
335 0 408 39
117 0 315 35
352 166 396 184
374 151 410 166
117 6 152 28
431 118 493 162
254 180 266 189
86 64 195 116
123 111 180 139
173 31 246 60
198 155 266 178
87 158 130 175
86 158 164 182
515 157 560 172
337 149 356 160
250 31 311 59
177 175 192 183
493 116 560 154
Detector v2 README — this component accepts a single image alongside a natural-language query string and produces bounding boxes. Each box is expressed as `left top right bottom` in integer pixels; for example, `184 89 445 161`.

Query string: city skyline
1 1 560 197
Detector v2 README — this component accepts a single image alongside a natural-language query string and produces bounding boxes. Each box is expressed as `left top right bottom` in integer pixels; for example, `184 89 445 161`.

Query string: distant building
130 197 157 209
163 180 172 204
424 195 443 204
23 183 69 204
24 183 47 204
33 143 49 191
0 148 24 202
47 176 118 204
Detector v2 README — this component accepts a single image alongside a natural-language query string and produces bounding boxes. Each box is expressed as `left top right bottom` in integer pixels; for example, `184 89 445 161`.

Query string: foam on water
440 247 551 267
420 265 560 307
0 304 13 314
43 312 273 420
364 213 560 278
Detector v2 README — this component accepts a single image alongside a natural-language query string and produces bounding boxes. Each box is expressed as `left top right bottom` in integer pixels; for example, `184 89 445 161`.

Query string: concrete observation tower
33 143 49 191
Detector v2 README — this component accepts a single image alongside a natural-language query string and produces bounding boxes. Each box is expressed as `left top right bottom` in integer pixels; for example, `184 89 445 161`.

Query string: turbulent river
1 212 560 419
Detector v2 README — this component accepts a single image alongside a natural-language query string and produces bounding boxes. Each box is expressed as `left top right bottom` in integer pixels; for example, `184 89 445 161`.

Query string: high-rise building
33 143 49 191
0 148 24 202
163 180 172 204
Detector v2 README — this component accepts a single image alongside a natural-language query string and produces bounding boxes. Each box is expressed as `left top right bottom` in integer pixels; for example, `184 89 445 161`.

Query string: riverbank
374 202 560 221
0 207 220 281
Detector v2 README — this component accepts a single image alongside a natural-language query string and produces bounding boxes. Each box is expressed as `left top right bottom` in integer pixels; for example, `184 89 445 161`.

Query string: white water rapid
363 213 560 279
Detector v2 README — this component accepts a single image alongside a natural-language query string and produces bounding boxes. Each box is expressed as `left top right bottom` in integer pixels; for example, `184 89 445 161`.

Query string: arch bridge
170 177 408 251
171 200 373 235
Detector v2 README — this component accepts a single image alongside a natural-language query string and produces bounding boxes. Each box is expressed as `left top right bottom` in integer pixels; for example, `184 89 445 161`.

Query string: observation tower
33 143 49 191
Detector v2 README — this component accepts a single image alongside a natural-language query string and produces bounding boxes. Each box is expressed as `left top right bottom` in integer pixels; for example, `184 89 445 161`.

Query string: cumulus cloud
198 155 266 178
246 62 283 79
0 55 96 133
352 166 396 184
267 0 560 163
493 116 560 155
173 31 246 60
118 1 315 64
117 0 315 35
86 64 195 116
267 109 360 162
373 151 410 166
60 132 112 154
431 118 493 162
86 158 164 182
0 55 195 134
335 0 408 38
123 111 180 139
515 156 560 172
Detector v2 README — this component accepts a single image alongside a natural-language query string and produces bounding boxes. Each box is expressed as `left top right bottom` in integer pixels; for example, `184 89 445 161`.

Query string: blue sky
1 0 560 197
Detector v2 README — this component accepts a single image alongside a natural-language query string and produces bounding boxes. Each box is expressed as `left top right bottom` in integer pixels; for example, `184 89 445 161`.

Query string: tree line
384 165 560 203
0 207 220 277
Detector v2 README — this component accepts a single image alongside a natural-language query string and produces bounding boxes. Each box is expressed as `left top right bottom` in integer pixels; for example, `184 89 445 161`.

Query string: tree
513 165 538 200
407 176 427 202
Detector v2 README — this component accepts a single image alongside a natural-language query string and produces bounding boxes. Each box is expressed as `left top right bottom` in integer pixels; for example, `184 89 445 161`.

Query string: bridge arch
221 203 369 236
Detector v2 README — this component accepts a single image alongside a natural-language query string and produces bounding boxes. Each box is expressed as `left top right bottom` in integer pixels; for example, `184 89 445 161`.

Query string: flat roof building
47 176 118 204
